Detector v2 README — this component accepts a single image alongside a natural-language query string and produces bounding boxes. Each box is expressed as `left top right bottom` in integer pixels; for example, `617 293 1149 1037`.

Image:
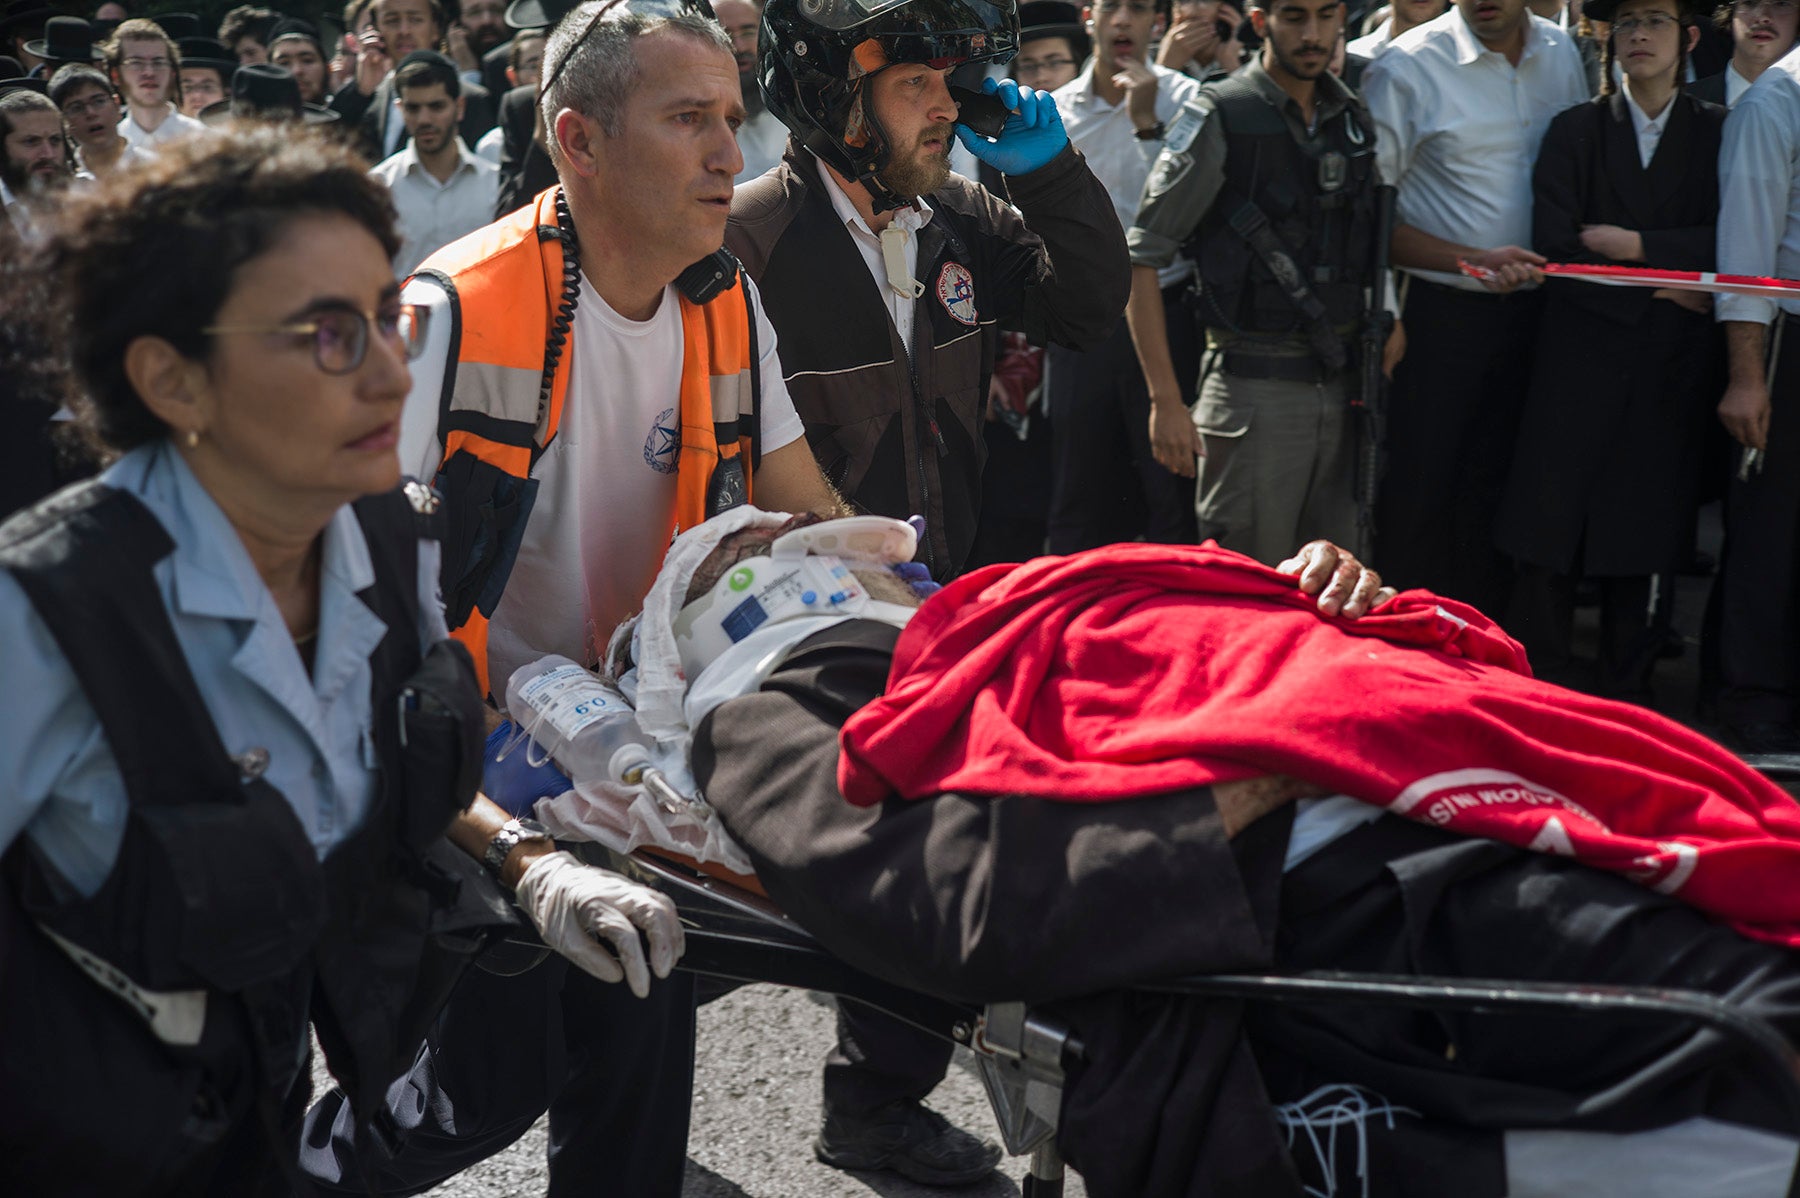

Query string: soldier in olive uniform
1124 0 1399 565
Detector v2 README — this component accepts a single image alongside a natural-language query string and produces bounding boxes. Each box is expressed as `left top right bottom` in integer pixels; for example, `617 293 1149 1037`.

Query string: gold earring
185 429 200 449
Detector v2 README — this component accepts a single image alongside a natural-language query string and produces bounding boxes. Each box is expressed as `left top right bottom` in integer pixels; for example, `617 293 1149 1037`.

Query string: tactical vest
415 187 762 697
0 479 511 1195
1189 76 1380 343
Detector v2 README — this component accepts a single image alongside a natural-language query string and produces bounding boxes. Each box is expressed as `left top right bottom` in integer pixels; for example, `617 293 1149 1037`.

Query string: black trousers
1046 286 1200 553
823 997 958 1118
1376 279 1543 616
300 957 697 1197
1715 314 1800 728
1507 564 1659 698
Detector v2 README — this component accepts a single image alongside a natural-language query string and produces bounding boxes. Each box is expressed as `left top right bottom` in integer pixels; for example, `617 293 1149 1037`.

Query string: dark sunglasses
538 0 719 101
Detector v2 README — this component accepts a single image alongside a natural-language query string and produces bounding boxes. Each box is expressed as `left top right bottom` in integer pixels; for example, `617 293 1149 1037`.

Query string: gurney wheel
1022 1144 1064 1198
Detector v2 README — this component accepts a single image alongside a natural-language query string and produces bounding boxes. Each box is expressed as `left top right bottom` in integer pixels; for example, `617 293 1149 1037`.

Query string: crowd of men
7 0 1800 1187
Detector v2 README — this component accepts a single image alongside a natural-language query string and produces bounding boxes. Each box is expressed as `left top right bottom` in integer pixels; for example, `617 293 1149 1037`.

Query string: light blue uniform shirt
1716 49 1800 326
0 441 447 898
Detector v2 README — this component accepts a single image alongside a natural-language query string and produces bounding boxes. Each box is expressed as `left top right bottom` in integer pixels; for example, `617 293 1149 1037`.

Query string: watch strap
482 817 551 876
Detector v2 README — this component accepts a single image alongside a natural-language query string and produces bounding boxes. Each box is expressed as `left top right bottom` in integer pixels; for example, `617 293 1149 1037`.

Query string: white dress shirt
117 104 205 152
1054 61 1201 286
1717 55 1800 324
1361 6 1590 289
370 139 501 280
1623 84 1671 169
816 157 935 358
1727 62 1755 109
1348 18 1395 60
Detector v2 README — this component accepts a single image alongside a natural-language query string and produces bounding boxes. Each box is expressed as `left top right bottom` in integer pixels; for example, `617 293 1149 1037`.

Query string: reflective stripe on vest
418 186 757 696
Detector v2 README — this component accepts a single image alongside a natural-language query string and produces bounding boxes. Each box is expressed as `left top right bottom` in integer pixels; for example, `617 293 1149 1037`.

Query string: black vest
0 479 511 1196
1190 76 1380 341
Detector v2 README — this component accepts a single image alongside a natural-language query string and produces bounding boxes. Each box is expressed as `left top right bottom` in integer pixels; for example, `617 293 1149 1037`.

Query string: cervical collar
672 515 919 681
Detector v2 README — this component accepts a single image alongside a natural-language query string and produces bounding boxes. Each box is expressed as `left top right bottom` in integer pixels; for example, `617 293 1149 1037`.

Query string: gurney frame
577 842 1800 1198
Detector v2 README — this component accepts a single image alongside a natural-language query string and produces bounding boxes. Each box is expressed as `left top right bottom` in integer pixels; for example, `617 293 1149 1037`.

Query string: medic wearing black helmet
724 0 1129 1182
728 0 1130 579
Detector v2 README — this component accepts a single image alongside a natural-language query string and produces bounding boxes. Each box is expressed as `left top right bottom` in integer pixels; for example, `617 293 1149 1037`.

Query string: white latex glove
514 850 686 996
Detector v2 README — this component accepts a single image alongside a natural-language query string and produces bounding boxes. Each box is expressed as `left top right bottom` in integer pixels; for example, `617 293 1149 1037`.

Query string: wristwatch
482 817 553 877
1134 121 1166 141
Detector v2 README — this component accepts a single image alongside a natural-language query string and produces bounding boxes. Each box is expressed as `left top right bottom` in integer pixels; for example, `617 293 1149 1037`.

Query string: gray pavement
307 984 1087 1197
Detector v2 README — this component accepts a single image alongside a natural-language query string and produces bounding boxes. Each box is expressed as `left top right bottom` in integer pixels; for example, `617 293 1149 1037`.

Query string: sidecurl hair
4 122 399 458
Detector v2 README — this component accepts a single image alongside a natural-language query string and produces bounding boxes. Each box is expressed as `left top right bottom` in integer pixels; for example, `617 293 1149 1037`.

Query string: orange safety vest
416 186 759 697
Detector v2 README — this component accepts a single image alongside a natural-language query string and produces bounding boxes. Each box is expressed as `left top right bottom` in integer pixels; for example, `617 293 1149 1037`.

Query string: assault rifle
1354 185 1398 558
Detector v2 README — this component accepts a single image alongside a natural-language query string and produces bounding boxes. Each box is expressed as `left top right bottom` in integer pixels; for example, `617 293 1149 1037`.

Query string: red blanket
837 544 1800 945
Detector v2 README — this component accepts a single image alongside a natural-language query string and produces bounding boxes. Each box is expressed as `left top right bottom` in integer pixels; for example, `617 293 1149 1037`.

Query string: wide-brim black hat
267 17 325 52
1581 0 1710 24
23 15 102 66
1018 0 1089 57
202 63 340 124
0 74 47 94
151 11 204 41
177 36 236 74
505 0 582 31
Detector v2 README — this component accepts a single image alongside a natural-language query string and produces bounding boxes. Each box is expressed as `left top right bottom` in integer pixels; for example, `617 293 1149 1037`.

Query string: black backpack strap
0 481 241 805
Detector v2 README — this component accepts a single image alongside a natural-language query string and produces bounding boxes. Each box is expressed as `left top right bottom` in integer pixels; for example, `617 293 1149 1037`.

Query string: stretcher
566 827 1800 1198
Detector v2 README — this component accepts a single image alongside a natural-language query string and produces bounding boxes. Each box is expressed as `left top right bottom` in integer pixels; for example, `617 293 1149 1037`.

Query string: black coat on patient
694 621 1800 1198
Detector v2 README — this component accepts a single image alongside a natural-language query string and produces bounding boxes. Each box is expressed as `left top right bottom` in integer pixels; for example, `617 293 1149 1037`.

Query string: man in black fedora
175 34 234 117
23 16 103 75
199 60 340 124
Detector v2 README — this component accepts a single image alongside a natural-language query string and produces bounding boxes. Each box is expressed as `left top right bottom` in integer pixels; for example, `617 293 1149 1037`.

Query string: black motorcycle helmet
760 0 1019 211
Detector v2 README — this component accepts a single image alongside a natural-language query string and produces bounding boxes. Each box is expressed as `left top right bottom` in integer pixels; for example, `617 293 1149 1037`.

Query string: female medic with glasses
0 123 682 1196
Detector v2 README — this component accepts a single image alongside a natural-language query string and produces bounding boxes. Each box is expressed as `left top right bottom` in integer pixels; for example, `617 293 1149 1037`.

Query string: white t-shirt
398 271 805 693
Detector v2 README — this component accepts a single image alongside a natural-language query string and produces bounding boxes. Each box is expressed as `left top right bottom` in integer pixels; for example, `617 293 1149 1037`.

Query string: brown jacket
726 140 1129 576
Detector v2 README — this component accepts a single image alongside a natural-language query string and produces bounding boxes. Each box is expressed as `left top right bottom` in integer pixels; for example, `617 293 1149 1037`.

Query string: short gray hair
540 0 731 156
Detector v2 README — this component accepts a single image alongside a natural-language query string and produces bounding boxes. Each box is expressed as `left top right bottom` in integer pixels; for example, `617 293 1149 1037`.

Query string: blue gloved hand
483 720 574 816
891 516 943 598
953 77 1068 177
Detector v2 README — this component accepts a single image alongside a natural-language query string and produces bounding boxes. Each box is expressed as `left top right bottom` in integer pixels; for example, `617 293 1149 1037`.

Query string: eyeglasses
204 303 430 375
539 0 711 104
1613 11 1679 32
60 93 118 117
1016 55 1077 73
120 56 171 72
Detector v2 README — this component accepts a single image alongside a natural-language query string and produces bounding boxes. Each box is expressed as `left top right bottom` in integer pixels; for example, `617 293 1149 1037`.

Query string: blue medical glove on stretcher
954 77 1069 177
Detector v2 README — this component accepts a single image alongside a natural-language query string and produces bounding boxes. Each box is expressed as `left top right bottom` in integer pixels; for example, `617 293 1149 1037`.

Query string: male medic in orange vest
300 2 846 1194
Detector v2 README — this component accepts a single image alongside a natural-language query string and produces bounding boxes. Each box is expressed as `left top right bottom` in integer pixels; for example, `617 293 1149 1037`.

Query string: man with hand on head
731 0 1129 580
1048 0 1203 553
330 0 496 164
728 0 1128 1178
301 3 845 1194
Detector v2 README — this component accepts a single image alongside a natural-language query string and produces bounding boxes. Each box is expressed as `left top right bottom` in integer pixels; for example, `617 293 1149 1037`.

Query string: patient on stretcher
532 510 1800 1198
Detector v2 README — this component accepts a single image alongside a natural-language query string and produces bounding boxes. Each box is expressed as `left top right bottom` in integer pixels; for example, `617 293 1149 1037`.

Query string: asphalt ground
310 984 1090 1197
323 506 1732 1197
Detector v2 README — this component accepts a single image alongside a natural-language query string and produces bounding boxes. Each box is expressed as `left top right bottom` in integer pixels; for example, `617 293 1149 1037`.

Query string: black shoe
816 1100 1003 1186
1725 722 1800 755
